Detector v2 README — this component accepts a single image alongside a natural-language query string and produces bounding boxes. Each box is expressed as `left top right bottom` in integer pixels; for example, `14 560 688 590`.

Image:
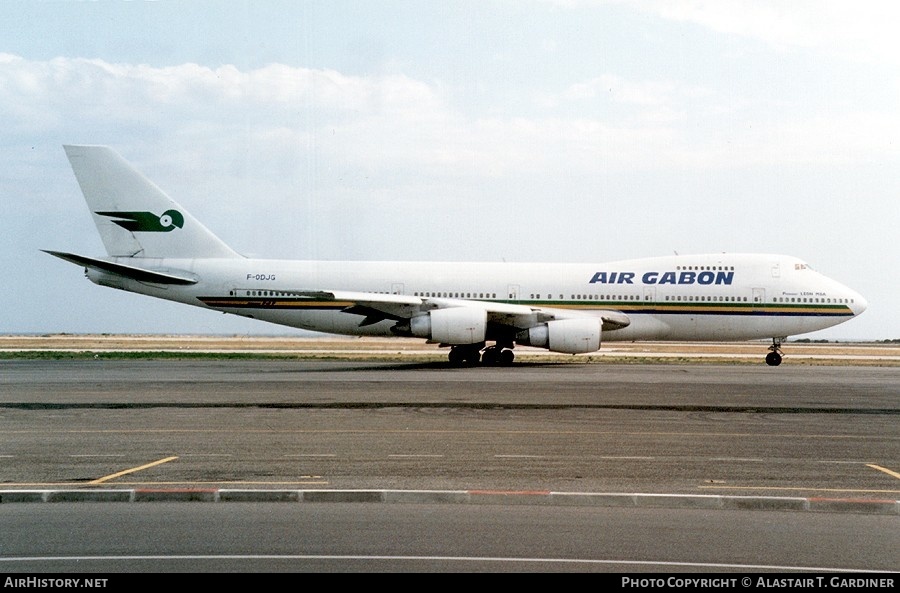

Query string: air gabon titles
589 270 735 285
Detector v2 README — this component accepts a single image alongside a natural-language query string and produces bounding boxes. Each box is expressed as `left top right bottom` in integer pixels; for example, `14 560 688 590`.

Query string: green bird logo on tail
96 210 185 232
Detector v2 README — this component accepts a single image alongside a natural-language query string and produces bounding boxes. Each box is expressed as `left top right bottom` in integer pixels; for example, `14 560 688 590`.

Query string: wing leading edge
293 289 630 337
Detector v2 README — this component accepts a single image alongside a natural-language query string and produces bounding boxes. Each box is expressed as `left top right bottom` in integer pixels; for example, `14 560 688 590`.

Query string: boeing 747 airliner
45 145 867 366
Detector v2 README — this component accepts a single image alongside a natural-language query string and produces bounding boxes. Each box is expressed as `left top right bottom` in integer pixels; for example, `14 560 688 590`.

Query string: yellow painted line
867 464 900 480
0 480 329 487
111 480 329 486
89 456 179 484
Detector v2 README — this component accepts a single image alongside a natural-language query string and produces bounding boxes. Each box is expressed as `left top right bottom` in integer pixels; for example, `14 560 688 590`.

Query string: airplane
45 145 868 367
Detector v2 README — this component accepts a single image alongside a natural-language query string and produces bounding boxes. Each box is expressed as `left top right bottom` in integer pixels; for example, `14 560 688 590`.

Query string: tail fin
63 145 241 259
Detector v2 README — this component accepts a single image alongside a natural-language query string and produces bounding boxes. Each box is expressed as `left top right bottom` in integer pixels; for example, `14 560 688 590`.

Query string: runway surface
1 355 897 573
0 357 897 507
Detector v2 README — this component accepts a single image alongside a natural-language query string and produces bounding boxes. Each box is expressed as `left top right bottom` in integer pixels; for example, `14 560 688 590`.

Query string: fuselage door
391 283 404 295
752 287 766 310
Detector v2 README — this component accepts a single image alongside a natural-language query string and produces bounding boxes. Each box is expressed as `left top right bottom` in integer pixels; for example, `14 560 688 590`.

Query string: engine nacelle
409 307 487 344
518 318 602 354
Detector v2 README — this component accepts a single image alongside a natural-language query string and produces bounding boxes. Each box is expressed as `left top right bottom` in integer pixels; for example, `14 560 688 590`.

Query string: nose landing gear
766 338 784 366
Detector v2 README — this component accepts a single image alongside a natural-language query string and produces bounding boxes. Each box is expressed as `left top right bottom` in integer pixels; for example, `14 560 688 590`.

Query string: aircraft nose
849 289 868 316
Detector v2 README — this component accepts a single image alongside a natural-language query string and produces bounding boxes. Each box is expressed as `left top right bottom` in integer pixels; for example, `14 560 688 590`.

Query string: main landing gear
766 337 784 367
480 344 515 366
447 342 515 366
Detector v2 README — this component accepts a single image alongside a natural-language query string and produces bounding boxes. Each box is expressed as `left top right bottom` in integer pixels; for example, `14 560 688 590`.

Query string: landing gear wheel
481 345 500 365
766 338 784 366
448 347 466 366
465 347 481 365
448 345 481 366
498 349 515 366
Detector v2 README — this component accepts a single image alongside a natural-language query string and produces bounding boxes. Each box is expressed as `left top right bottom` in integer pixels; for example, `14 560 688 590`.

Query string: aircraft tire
481 346 499 365
449 345 481 366
448 348 466 366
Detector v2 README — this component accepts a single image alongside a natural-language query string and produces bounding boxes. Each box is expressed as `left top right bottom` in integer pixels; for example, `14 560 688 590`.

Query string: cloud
642 0 900 64
565 74 679 105
0 53 661 179
1 50 897 197
0 53 444 128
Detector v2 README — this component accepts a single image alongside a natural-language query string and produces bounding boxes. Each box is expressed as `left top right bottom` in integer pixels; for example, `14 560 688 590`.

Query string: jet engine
409 307 487 344
517 318 602 354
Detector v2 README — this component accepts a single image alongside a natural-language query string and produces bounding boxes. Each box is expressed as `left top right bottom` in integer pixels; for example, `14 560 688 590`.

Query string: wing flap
514 305 631 331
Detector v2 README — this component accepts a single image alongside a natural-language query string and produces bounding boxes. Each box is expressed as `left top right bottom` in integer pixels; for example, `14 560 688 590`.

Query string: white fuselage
88 252 867 343
54 146 868 363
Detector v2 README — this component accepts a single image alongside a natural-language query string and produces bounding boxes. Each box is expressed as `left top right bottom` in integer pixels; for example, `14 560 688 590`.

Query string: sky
2 0 897 341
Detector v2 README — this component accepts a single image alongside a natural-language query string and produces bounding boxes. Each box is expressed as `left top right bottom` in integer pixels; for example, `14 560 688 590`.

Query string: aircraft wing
290 290 630 331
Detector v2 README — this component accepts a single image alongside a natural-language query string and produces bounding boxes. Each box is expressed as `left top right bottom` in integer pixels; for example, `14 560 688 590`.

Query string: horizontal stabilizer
43 250 198 285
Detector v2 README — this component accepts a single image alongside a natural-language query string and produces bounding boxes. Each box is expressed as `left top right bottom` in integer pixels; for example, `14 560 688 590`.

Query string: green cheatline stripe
199 297 352 309
198 297 852 316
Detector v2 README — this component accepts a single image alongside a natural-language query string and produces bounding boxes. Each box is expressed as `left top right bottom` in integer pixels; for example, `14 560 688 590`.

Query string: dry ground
1 334 897 365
